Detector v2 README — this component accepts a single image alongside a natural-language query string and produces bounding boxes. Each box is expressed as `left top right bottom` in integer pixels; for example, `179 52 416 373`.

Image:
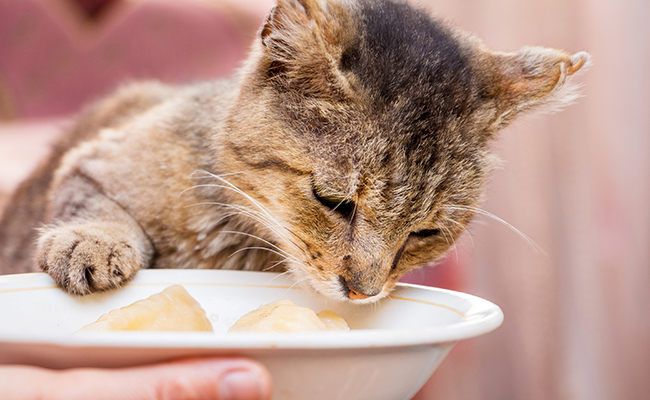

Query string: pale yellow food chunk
316 310 350 331
78 285 213 332
228 299 349 333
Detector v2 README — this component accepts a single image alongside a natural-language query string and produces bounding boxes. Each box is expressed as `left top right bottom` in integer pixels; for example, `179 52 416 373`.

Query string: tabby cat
0 0 589 302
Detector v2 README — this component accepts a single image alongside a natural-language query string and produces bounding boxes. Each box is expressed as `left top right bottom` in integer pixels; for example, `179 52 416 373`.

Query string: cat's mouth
338 276 381 301
336 275 392 303
289 263 392 303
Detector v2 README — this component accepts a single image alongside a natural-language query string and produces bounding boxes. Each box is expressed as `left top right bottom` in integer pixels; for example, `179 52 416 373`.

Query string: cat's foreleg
37 173 154 295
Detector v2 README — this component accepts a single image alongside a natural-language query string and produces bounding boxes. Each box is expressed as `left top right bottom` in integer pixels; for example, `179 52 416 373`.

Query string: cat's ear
483 47 591 121
258 0 352 93
260 0 342 52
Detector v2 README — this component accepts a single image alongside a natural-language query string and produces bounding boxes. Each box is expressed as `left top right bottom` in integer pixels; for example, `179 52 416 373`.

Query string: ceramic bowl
0 270 503 400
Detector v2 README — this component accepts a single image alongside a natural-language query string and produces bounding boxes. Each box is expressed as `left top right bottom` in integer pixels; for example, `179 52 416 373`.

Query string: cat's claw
37 222 143 295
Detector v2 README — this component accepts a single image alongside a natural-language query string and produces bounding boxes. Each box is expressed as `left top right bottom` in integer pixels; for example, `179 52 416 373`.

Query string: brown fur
0 0 589 302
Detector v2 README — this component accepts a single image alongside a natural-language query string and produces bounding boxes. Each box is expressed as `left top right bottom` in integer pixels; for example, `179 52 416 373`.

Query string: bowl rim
0 270 504 350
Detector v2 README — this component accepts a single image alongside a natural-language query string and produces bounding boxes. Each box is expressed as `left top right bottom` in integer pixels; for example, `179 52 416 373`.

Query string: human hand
0 358 272 400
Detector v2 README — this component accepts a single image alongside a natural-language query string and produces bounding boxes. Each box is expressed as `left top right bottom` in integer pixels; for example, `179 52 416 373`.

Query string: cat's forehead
310 0 484 171
309 128 455 194
346 0 479 116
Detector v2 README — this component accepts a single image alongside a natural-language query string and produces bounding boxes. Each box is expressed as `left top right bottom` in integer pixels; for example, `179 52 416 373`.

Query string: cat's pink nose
339 276 377 300
347 287 371 300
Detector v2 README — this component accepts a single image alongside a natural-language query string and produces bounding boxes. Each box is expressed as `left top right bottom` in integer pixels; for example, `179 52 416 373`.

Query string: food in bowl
78 285 213 332
0 270 504 400
228 298 349 332
77 284 348 333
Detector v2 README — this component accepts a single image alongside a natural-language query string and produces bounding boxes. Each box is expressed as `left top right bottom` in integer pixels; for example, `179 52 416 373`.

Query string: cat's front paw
37 222 146 295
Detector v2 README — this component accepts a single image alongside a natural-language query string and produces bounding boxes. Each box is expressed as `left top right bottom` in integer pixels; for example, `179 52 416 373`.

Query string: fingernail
220 369 264 400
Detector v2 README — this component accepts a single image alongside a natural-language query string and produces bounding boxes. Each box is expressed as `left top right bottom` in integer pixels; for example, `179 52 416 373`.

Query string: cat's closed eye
409 229 441 238
312 187 355 219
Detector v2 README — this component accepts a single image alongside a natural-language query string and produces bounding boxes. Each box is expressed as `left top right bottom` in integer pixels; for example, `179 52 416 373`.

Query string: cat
0 0 589 302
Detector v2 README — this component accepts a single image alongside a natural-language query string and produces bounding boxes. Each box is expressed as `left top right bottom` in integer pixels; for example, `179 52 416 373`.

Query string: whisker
350 193 359 222
220 230 299 262
186 201 289 243
283 277 306 296
282 227 309 252
182 171 317 289
228 246 297 264
439 224 459 264
269 269 294 282
442 216 475 254
288 278 305 291
436 223 453 248
185 176 298 250
444 205 546 255
189 170 248 180
264 259 290 272
192 171 278 220
186 171 308 256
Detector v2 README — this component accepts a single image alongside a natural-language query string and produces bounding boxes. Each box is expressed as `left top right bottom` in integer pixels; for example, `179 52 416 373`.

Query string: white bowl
0 270 503 400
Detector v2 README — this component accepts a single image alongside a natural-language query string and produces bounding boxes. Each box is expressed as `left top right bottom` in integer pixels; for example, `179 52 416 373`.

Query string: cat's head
219 0 590 302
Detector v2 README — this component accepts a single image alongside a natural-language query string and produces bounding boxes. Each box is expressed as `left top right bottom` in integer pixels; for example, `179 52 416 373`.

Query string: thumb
1 358 272 400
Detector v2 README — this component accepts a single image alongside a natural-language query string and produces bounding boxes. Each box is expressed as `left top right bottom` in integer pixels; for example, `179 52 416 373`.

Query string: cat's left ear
482 46 591 122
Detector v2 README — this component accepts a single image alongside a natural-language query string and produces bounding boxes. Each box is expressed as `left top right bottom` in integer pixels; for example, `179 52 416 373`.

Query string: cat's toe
66 241 135 294
37 224 142 295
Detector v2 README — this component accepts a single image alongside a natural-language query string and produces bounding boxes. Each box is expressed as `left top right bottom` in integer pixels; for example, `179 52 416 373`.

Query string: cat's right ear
482 47 591 124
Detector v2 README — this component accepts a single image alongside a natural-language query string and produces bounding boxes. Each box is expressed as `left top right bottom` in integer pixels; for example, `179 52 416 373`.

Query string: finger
0 358 272 400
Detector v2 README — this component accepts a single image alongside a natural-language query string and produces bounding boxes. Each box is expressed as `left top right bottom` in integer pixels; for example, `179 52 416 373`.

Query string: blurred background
0 0 647 399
